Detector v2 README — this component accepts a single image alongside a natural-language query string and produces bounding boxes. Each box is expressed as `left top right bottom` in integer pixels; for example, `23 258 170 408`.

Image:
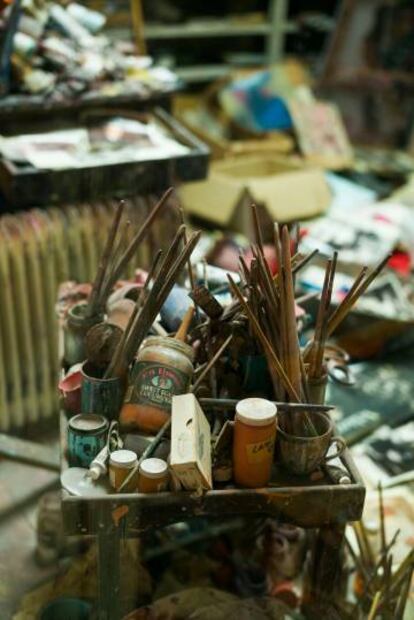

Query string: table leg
97 529 121 620
308 523 346 606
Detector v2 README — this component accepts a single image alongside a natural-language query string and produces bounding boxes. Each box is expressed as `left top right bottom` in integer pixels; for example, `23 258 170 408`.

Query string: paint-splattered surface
0 456 58 618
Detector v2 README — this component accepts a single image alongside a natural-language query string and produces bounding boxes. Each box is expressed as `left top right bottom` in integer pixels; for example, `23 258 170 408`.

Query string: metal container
307 373 328 405
64 302 103 367
276 411 345 476
81 361 123 421
39 597 92 620
67 413 108 468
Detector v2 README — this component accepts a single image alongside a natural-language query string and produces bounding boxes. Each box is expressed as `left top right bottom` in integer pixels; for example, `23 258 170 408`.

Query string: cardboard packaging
180 155 331 238
170 394 212 491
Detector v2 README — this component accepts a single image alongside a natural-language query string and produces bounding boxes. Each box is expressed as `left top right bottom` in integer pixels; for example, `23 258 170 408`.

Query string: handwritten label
246 437 275 464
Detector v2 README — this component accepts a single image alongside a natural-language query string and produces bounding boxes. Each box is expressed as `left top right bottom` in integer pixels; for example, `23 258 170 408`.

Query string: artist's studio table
60 411 365 620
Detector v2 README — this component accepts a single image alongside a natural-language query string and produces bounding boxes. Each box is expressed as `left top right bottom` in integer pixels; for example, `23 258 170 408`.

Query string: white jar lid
139 458 168 479
235 398 277 427
109 449 137 469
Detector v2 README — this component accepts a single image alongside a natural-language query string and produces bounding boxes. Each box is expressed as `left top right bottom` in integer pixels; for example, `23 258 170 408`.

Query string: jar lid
109 449 137 469
235 398 277 427
141 336 194 362
139 458 168 479
69 413 108 433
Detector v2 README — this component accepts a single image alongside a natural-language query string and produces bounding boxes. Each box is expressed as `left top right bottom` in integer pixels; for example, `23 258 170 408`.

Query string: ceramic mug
276 411 346 476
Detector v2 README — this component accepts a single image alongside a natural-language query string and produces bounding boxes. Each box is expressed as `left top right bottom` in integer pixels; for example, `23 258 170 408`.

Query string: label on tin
127 362 189 412
246 437 275 464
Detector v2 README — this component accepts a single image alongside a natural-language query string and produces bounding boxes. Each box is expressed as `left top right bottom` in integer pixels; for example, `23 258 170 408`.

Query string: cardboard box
180 155 331 238
170 394 212 491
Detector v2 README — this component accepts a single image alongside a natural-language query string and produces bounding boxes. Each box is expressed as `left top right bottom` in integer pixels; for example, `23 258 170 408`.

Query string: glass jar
233 398 277 488
119 336 194 433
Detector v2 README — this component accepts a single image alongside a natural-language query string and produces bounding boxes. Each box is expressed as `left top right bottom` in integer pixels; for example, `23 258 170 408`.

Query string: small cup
276 411 345 476
138 458 169 493
109 449 138 492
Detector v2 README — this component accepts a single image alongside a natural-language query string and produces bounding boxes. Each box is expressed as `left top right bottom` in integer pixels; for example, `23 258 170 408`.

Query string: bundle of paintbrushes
86 187 174 319
344 485 414 620
224 205 390 437
105 224 201 381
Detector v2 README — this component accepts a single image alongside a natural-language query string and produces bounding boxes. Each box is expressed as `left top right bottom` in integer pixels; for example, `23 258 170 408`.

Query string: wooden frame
60 403 365 620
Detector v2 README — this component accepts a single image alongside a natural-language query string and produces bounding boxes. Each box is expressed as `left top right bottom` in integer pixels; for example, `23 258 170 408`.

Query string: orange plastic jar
138 458 169 493
233 398 277 488
119 336 194 433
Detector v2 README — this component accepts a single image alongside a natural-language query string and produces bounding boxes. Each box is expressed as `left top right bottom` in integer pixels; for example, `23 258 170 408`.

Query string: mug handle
325 436 346 462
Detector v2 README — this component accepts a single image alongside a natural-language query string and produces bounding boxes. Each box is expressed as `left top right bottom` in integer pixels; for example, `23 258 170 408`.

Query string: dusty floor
0 455 60 619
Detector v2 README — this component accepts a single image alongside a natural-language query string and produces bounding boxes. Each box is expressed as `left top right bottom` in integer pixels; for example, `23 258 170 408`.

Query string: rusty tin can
81 361 123 421
67 414 108 468
64 302 103 367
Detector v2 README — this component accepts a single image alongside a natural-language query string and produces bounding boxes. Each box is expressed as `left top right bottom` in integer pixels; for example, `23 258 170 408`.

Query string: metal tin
81 361 123 421
67 414 108 468
64 302 103 367
307 373 328 405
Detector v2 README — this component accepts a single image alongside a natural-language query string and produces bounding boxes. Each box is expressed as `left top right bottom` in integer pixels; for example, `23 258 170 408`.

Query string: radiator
0 195 178 431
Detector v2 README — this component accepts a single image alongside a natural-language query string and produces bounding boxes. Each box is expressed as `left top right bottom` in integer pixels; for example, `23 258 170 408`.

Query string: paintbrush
99 187 174 303
191 334 233 394
327 254 391 337
87 200 125 317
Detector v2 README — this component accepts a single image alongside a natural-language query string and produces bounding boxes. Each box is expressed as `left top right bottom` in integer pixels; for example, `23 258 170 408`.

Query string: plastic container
138 458 169 493
119 336 194 433
233 398 277 488
109 449 138 492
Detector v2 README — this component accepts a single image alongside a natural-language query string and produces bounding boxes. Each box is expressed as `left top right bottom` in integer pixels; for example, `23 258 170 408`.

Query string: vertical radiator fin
0 193 179 431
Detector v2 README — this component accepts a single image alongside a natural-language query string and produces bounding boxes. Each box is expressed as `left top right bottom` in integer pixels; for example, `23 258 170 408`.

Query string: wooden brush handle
175 306 195 342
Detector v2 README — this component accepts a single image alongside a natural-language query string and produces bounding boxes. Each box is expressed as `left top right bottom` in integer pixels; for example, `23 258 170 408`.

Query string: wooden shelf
144 18 296 40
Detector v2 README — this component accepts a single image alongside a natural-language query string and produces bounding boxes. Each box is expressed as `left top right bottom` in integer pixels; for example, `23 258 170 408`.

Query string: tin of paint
64 302 103 367
81 361 123 421
138 458 169 493
67 414 108 468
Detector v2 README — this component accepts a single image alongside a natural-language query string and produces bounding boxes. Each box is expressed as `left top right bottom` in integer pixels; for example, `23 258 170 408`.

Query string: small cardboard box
180 155 331 238
170 394 212 491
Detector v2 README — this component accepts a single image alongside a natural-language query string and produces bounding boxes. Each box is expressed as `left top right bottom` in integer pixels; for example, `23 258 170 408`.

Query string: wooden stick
328 254 391 337
228 274 300 403
291 248 319 276
98 218 131 309
191 334 233 393
124 231 202 372
101 187 173 299
251 203 265 256
367 591 381 620
281 226 302 403
327 266 368 336
378 482 387 559
308 252 337 379
394 565 413 620
175 306 195 342
87 200 125 317
105 249 163 379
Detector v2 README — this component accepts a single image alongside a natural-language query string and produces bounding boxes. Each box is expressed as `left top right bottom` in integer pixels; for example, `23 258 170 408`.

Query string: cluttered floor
1 0 414 619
